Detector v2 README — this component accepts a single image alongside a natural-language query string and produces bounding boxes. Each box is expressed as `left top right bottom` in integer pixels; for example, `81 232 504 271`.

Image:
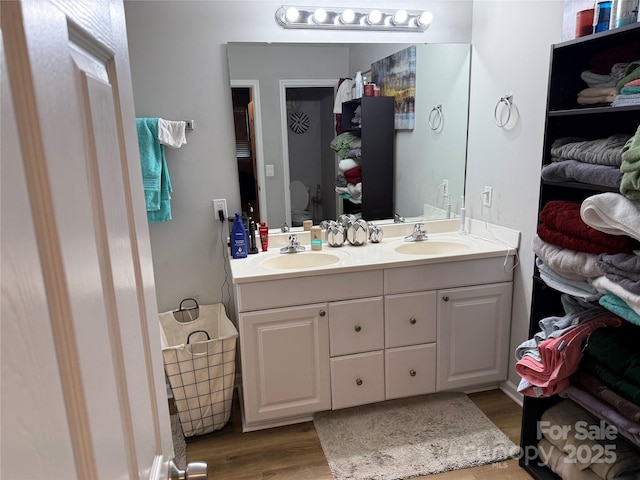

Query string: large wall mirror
227 42 471 230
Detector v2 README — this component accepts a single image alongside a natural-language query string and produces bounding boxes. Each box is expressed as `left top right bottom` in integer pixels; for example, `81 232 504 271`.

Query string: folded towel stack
543 134 630 189
332 133 363 205
621 125 640 200
538 399 640 477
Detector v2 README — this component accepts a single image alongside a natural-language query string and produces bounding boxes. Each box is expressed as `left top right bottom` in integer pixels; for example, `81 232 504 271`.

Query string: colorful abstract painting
371 45 416 130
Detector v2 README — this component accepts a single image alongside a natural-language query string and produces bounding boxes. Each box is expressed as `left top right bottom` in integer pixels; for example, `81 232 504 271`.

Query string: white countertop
229 218 521 284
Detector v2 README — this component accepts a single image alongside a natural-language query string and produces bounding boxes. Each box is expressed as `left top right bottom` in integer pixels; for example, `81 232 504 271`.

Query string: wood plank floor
186 389 533 479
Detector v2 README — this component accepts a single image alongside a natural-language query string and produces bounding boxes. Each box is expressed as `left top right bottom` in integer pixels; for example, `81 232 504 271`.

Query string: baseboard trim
500 379 523 407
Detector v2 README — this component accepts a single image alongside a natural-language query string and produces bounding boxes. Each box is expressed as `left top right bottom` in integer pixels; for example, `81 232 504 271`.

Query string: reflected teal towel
599 293 640 326
136 118 172 223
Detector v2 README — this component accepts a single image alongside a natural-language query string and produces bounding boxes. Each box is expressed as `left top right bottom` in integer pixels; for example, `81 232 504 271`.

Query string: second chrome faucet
404 223 428 242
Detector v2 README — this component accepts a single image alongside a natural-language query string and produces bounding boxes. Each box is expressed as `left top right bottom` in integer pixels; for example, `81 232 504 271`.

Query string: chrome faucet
404 223 428 242
279 234 306 254
394 213 405 223
281 222 290 233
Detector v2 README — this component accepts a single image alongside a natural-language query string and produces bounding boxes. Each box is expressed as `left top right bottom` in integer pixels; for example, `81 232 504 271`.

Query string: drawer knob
319 310 326 316
409 317 417 325
442 295 450 302
410 369 416 377
356 378 363 386
354 325 362 332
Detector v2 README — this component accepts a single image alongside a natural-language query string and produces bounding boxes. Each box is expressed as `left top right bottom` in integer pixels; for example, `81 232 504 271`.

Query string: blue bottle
231 213 248 259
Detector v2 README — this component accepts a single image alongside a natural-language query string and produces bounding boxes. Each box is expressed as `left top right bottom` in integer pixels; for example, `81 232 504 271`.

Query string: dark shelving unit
340 96 395 221
520 23 640 480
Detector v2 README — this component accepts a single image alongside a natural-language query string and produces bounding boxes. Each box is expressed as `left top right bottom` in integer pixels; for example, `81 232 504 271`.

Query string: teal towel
136 118 172 223
599 293 640 326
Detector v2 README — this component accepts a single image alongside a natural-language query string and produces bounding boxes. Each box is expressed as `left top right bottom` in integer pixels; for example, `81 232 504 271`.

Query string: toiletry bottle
315 183 321 202
354 71 363 98
231 212 248 258
310 225 322 251
247 205 259 254
259 222 269 251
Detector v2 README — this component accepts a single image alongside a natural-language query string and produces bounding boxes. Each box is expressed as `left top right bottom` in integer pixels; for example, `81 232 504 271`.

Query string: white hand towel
158 118 187 149
580 192 640 242
338 158 360 174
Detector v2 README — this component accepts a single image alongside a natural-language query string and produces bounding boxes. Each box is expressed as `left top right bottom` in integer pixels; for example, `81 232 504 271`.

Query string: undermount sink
394 240 471 256
261 252 341 270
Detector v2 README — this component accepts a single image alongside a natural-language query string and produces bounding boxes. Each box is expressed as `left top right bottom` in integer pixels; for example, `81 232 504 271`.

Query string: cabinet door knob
354 325 362 332
409 317 417 324
442 295 450 302
319 310 326 316
356 378 363 386
410 369 416 377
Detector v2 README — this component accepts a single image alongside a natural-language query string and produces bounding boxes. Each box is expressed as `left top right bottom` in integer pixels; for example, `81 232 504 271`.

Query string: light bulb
417 11 433 27
340 8 356 24
367 9 382 24
313 8 327 23
393 9 408 25
285 7 299 23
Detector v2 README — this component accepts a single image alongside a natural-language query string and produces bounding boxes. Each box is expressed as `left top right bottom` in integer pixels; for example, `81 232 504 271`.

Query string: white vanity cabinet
234 252 515 431
385 256 515 392
235 269 384 431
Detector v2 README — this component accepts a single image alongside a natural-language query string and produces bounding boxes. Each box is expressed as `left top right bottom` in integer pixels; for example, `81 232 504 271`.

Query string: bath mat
313 391 519 480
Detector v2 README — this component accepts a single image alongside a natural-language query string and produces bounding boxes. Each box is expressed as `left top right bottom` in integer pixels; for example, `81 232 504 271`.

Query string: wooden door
1 1 173 478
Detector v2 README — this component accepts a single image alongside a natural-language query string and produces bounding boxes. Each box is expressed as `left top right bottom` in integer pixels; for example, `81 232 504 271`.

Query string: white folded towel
338 158 360 174
580 192 640 242
531 235 603 279
592 275 640 317
158 118 187 149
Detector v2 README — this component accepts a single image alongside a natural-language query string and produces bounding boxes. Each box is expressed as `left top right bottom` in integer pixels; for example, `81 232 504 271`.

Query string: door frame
231 79 267 224
279 79 336 227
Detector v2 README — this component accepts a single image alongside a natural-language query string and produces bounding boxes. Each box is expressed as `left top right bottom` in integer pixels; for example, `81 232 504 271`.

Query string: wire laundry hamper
159 299 238 437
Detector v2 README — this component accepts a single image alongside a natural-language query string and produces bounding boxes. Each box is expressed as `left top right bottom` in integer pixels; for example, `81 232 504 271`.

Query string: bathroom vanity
229 219 519 431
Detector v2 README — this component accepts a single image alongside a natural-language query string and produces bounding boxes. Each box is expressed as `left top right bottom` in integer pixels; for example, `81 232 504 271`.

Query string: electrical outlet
213 198 228 221
442 179 449 196
482 186 493 207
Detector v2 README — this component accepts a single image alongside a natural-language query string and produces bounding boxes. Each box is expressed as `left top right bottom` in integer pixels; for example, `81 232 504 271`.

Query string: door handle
169 458 208 480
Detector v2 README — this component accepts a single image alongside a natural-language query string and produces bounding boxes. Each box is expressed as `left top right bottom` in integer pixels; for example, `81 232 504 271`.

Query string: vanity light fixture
275 6 433 31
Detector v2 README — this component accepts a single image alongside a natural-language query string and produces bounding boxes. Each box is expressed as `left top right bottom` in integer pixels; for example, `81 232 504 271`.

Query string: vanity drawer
385 344 436 400
236 270 383 312
330 350 385 410
329 297 384 356
385 291 436 348
384 257 514 295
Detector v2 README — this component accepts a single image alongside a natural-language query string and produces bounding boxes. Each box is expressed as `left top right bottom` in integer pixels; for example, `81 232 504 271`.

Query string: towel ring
428 104 443 131
494 94 513 127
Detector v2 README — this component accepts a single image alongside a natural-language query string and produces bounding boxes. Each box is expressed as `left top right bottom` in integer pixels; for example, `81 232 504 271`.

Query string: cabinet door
436 283 513 391
239 304 330 428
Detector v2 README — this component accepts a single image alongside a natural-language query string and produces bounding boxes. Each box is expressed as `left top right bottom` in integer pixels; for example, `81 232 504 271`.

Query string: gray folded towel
597 252 640 295
542 159 622 189
551 134 632 167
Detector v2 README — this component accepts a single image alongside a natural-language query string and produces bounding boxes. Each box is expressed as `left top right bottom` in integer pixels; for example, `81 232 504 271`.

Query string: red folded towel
344 165 362 185
538 200 635 254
